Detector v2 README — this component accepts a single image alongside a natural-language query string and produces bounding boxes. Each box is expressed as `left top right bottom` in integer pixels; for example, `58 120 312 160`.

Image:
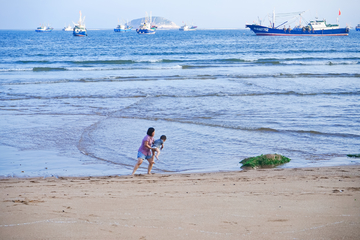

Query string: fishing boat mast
272 9 275 28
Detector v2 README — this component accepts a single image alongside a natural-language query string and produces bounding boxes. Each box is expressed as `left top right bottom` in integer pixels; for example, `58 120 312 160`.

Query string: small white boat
114 23 132 32
62 24 73 31
35 24 53 32
179 23 197 31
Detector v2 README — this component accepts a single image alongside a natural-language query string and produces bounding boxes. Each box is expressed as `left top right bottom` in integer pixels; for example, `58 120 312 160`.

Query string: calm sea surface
0 29 359 177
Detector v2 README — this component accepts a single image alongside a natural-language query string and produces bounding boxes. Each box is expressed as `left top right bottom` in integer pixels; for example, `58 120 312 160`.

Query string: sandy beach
1 166 359 239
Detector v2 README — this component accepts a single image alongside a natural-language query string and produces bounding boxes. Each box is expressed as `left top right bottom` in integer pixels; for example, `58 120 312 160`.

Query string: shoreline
1 165 359 239
1 161 359 180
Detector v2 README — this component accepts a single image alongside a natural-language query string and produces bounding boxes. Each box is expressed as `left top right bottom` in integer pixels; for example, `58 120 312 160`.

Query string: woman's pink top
138 135 154 155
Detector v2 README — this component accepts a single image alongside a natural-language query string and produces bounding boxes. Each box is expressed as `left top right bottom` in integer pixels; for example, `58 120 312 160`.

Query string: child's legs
151 147 157 156
153 147 160 159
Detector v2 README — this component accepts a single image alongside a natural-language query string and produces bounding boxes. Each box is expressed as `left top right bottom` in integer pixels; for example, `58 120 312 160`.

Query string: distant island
128 16 179 30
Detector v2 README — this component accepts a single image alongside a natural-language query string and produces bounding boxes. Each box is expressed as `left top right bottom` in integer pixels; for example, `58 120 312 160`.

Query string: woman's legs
132 158 143 175
147 156 154 174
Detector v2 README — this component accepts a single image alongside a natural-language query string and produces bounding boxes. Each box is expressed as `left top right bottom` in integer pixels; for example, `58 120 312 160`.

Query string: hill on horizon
128 16 179 30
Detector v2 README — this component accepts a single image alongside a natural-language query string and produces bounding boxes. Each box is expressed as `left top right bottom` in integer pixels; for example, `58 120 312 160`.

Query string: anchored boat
114 20 132 32
114 24 132 32
35 24 53 32
246 10 349 36
356 24 360 31
62 24 73 31
136 12 156 34
179 24 189 31
73 11 87 37
179 22 197 31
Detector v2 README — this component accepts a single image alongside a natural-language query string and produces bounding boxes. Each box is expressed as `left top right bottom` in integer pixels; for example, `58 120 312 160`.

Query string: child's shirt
152 139 164 148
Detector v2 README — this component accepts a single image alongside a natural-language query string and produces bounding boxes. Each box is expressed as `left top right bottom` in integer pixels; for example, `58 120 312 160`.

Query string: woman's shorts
137 151 152 160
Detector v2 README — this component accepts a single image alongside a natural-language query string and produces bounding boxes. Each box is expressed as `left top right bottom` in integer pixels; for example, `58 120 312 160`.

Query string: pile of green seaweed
240 154 291 169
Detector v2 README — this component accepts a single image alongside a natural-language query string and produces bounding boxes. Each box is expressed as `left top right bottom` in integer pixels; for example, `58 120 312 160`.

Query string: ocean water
0 29 359 177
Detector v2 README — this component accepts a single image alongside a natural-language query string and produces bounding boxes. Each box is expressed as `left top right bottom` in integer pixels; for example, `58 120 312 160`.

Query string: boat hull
35 29 53 32
114 28 132 32
356 27 360 31
73 31 87 37
246 24 349 36
136 29 155 34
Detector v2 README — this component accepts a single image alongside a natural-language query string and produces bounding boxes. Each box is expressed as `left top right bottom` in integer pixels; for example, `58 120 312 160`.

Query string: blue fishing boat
35 24 53 32
136 12 156 34
73 11 87 37
136 23 155 34
356 24 360 31
114 24 132 32
246 10 349 36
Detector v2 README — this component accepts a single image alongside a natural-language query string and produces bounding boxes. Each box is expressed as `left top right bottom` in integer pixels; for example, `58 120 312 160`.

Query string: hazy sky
0 0 359 29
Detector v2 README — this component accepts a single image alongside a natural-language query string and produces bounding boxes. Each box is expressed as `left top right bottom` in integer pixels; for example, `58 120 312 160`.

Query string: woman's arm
144 140 152 150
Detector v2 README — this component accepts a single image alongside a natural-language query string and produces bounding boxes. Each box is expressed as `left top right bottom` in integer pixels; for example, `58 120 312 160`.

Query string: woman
132 127 156 175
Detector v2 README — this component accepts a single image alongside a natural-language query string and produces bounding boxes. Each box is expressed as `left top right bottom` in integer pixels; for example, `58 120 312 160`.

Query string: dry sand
1 166 360 239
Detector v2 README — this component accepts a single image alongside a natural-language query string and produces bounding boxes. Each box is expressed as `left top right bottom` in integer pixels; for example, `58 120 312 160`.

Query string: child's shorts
152 147 160 152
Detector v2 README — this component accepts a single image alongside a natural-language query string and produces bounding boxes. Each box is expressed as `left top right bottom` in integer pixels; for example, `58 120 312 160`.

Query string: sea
0 29 359 178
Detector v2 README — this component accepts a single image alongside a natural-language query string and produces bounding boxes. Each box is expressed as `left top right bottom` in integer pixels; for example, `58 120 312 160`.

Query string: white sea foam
0 68 32 72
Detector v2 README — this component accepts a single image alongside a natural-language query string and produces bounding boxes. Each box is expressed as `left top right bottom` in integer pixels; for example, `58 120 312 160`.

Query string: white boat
179 23 197 31
179 23 189 31
62 24 73 31
73 11 87 37
35 24 53 32
114 20 132 32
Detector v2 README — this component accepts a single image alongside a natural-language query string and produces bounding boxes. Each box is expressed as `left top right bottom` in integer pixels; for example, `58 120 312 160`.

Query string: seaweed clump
347 154 360 158
240 154 291 169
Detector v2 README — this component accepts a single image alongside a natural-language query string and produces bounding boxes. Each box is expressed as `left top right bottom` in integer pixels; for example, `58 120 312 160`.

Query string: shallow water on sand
1 29 360 177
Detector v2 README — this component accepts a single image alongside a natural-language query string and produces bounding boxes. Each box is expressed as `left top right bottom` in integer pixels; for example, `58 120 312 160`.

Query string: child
151 135 166 161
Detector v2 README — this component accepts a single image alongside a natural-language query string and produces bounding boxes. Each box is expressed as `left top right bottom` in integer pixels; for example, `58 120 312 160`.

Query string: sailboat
73 11 87 37
136 12 156 34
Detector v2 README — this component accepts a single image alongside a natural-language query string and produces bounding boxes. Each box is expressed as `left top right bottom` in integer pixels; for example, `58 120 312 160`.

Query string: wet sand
1 166 360 239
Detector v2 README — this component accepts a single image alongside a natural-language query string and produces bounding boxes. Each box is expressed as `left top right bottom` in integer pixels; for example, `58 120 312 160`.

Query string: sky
0 0 359 29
